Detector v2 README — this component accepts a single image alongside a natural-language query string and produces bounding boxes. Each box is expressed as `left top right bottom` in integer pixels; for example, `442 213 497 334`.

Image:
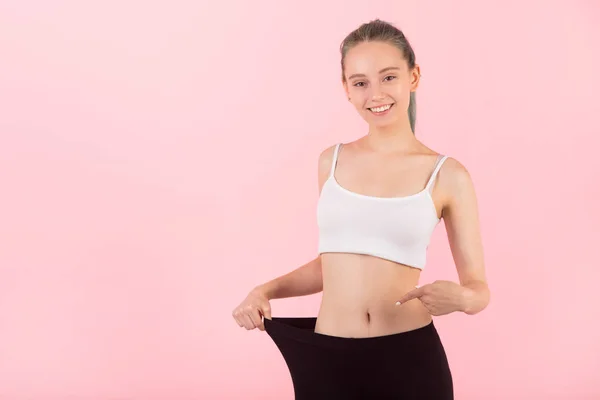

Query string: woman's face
343 41 420 129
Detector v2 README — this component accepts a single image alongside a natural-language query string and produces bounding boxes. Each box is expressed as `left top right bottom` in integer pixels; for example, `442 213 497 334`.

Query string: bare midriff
315 252 432 338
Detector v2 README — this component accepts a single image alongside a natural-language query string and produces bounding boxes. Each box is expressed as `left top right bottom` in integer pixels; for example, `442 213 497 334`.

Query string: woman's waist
316 253 429 337
316 293 431 337
318 290 427 318
320 258 421 308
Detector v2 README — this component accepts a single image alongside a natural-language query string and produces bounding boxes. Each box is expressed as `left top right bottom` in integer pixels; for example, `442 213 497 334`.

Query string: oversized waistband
263 316 438 350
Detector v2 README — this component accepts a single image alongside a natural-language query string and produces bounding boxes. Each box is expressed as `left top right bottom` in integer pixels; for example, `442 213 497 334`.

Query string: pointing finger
396 285 424 305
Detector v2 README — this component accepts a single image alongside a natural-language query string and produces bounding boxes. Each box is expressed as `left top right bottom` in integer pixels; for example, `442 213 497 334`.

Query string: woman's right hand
232 287 272 331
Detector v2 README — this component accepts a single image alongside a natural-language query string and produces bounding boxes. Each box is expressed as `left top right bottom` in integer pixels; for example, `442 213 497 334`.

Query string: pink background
1 1 599 399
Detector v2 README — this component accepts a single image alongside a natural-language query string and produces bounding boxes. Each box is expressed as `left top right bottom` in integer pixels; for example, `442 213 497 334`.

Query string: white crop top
317 143 448 270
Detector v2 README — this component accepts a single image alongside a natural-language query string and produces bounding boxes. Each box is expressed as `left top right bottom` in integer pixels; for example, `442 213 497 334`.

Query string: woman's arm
255 257 323 300
233 144 335 330
235 143 336 322
441 157 490 315
233 257 322 330
256 144 336 300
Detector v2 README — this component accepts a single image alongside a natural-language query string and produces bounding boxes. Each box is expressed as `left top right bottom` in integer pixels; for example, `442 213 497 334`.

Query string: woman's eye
384 75 396 81
353 82 365 87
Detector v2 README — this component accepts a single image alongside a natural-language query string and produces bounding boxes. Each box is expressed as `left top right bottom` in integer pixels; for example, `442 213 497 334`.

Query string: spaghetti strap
425 154 449 192
329 143 342 178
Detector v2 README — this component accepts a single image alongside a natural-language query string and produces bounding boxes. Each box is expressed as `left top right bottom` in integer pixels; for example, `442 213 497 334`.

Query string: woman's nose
368 83 386 100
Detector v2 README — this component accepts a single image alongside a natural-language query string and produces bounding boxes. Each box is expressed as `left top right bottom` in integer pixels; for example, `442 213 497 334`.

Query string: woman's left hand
395 280 474 316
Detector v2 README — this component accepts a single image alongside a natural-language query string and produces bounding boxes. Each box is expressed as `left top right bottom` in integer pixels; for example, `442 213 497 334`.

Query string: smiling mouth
368 103 394 114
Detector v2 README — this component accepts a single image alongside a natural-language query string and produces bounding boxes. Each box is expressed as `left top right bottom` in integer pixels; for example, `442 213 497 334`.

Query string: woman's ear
410 65 422 92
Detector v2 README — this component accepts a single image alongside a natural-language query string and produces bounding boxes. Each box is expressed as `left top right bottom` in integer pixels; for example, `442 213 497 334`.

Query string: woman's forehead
344 42 406 71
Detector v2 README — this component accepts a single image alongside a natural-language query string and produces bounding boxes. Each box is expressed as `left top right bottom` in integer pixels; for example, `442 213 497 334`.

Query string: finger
232 311 244 327
396 287 423 305
248 308 264 331
260 303 272 320
396 286 425 305
241 314 256 330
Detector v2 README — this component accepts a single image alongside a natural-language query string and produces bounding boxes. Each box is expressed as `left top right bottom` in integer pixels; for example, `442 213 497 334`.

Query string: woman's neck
362 120 418 153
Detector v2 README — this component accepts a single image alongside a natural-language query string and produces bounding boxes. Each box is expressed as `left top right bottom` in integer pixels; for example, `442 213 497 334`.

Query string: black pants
264 317 453 400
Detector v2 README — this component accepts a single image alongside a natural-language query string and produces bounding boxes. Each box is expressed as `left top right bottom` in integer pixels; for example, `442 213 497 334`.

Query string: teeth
370 104 392 112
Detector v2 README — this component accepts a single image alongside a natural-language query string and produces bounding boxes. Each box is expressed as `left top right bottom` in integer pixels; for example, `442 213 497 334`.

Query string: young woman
232 19 490 400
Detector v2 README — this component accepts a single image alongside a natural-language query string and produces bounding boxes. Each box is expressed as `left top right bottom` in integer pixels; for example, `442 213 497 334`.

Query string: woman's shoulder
317 142 342 168
419 144 465 175
318 142 341 157
317 142 342 192
435 153 470 181
433 153 476 201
